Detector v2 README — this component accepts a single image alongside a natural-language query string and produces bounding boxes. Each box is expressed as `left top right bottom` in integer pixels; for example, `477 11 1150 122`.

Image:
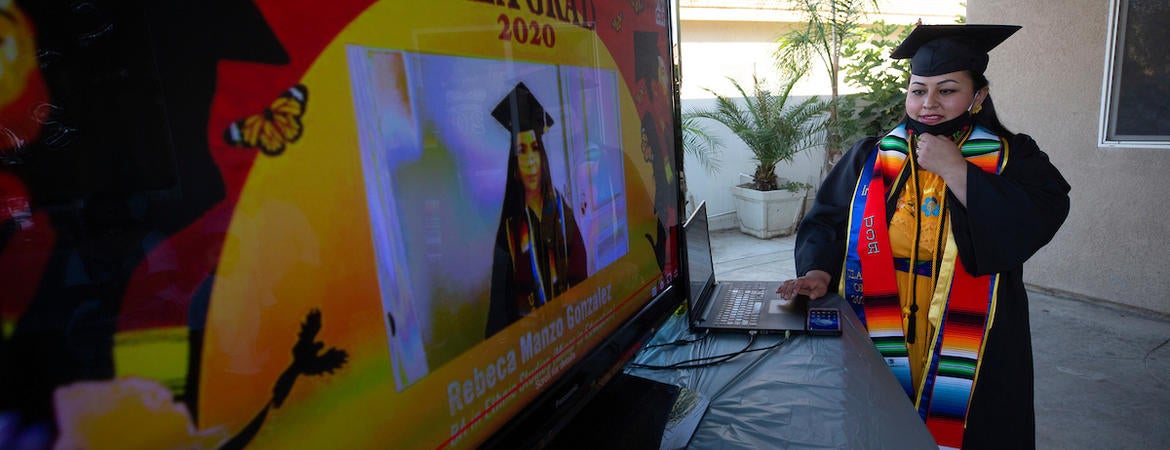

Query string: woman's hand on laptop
777 270 831 300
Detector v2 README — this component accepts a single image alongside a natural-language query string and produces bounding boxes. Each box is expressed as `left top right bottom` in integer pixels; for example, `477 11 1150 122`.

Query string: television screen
0 1 683 449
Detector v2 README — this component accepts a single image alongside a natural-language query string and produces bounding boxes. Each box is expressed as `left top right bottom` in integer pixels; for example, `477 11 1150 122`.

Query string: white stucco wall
969 0 1170 314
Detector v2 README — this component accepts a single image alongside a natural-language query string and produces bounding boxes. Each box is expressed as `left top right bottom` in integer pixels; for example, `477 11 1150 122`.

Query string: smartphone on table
807 307 842 336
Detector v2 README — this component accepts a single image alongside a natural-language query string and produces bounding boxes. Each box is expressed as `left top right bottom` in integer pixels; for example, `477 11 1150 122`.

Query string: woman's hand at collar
917 133 970 206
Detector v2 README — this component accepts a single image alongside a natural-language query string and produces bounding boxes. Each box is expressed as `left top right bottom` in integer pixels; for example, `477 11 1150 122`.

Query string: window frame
1098 0 1170 149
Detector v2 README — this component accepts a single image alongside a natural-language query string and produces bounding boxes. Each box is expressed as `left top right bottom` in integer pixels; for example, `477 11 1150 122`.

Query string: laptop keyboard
714 287 766 326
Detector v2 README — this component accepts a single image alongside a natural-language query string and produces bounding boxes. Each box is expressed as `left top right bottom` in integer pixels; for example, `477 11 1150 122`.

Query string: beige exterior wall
968 0 1170 314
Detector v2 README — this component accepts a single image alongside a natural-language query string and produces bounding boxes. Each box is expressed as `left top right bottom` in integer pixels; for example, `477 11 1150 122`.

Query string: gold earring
972 104 983 115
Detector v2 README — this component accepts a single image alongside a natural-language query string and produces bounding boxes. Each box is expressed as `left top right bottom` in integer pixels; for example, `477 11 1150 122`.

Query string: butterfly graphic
629 0 645 14
224 84 308 156
610 11 623 32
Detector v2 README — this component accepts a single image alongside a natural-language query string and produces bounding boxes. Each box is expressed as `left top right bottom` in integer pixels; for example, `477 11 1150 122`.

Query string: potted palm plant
684 71 828 238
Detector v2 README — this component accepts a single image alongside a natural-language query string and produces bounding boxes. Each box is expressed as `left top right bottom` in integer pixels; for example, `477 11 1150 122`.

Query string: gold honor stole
841 124 1008 449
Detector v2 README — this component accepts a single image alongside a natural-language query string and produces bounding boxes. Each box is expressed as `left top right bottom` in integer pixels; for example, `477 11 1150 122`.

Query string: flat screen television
0 1 686 449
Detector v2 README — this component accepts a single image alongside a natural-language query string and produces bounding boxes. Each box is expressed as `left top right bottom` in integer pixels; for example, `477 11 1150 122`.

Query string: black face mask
905 112 973 140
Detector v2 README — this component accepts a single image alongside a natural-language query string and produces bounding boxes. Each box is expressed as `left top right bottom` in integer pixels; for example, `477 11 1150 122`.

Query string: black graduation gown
795 132 1070 449
486 193 588 338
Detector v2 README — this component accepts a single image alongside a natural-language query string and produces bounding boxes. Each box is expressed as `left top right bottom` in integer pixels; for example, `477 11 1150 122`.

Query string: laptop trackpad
768 299 797 314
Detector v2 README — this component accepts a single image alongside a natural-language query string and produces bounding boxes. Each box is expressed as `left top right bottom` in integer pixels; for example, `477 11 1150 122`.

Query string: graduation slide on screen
0 1 678 450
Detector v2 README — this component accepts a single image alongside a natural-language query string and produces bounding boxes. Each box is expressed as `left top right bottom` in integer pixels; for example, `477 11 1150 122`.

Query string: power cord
630 330 791 370
640 330 711 350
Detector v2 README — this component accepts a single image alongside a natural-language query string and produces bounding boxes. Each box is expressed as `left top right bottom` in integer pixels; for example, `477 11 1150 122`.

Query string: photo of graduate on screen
486 83 588 338
347 48 629 389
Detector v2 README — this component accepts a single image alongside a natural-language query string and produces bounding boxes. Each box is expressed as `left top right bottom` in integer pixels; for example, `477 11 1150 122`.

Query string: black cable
640 330 711 350
630 331 792 370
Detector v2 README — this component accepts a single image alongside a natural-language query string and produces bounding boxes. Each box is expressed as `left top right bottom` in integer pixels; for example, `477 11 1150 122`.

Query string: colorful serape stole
920 228 999 449
841 138 908 393
842 124 1009 448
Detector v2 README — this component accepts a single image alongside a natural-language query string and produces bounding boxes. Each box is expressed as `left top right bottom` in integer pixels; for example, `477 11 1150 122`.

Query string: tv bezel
479 284 681 449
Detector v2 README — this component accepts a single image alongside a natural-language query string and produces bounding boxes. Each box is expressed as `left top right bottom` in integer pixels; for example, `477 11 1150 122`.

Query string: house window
1099 0 1170 148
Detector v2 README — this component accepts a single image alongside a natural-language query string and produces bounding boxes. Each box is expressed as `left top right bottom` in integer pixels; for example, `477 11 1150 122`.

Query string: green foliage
684 72 829 191
774 0 876 85
773 0 879 174
839 20 913 141
681 114 722 175
778 179 815 193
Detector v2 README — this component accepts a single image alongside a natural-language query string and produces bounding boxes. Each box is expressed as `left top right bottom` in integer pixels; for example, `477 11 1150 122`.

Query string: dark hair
968 70 1015 137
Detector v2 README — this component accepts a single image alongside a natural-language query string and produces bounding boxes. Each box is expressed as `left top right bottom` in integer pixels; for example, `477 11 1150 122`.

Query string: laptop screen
684 202 716 313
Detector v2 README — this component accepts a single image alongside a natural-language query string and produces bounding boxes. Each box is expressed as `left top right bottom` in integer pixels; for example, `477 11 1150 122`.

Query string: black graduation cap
492 82 554 136
891 24 1021 76
633 31 661 82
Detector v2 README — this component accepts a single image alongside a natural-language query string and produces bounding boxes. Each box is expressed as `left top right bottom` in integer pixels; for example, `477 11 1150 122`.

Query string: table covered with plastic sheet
626 294 936 449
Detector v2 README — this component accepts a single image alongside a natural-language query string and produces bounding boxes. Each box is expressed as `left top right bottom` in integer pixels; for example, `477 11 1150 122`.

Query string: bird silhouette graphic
221 308 348 449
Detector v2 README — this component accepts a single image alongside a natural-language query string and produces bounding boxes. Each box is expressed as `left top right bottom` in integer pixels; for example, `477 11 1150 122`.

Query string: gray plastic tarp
627 294 937 449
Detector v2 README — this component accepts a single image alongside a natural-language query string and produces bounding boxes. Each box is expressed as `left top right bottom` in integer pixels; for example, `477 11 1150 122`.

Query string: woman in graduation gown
778 25 1070 449
486 82 588 338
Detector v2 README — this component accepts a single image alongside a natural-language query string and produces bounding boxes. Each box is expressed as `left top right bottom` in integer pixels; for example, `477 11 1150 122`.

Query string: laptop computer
682 201 808 334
